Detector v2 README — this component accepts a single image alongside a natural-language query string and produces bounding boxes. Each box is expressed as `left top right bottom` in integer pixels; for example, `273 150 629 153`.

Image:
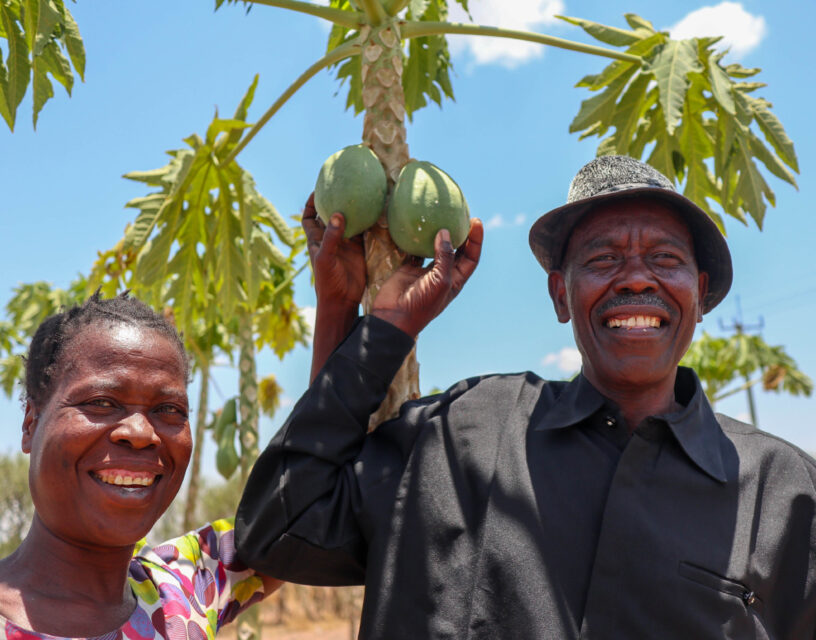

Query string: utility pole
719 295 764 426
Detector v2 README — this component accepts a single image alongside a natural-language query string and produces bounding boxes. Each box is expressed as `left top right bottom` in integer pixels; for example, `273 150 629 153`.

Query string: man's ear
548 271 571 324
697 271 709 322
22 401 38 454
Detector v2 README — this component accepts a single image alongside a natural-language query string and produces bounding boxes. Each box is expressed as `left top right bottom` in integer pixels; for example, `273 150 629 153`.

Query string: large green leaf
0 0 84 130
643 39 701 134
568 14 799 233
92 79 306 356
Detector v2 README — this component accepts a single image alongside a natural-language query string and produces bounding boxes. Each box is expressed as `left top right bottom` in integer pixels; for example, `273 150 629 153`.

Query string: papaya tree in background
210 1 797 424
681 331 813 426
87 77 309 504
0 279 87 397
0 453 32 558
0 0 85 130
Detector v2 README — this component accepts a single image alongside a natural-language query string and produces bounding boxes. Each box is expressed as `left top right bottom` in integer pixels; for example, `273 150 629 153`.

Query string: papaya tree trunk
359 19 420 427
183 361 210 531
236 312 262 640
237 313 260 481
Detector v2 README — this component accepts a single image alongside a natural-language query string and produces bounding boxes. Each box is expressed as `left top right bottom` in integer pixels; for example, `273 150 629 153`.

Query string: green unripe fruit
387 160 470 258
314 144 388 238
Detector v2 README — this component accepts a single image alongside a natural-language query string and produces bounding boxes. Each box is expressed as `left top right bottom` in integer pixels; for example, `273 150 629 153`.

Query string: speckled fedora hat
528 155 732 313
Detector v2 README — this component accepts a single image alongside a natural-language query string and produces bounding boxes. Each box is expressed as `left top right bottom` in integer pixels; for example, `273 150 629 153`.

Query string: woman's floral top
1 519 266 640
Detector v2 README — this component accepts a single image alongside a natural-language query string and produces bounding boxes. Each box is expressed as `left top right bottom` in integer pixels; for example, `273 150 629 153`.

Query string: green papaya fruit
216 424 239 479
213 397 237 443
387 160 469 258
314 144 388 238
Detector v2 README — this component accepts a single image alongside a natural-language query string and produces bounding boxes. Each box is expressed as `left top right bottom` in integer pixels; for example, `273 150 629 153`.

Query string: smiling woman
0 293 281 640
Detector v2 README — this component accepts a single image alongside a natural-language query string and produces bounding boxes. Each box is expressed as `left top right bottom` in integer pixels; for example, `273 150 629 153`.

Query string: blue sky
1 0 814 479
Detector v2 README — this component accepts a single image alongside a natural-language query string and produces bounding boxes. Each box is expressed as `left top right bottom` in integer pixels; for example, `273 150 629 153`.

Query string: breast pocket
678 562 761 609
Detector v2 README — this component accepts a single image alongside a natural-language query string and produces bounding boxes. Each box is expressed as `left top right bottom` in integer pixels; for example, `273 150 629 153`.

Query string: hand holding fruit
371 218 483 339
303 192 366 313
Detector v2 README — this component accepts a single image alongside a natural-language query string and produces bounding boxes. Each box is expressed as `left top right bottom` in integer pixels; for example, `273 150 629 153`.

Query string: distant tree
0 453 33 558
681 331 813 424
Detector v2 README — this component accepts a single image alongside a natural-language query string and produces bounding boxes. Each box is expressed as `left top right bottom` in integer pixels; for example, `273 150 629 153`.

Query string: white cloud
447 0 566 68
301 305 316 343
485 213 528 230
668 2 766 57
542 346 582 373
280 395 295 409
486 214 505 229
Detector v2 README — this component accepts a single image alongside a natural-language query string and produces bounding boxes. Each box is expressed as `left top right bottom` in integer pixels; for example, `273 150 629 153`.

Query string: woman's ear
548 271 571 324
22 401 38 454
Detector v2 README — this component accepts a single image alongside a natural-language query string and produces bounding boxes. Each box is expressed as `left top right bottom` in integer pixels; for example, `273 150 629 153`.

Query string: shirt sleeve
133 518 265 631
235 315 416 586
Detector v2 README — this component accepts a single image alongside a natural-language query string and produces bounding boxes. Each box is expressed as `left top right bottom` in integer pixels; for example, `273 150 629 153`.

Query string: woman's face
22 322 192 548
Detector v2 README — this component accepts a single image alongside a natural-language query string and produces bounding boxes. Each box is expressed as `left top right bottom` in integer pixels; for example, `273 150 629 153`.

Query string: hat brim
528 186 732 314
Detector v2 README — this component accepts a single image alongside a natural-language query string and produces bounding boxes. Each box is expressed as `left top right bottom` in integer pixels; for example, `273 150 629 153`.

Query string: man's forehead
570 198 693 242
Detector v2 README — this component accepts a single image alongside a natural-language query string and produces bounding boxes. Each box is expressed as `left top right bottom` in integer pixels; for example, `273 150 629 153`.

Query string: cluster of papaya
314 144 469 258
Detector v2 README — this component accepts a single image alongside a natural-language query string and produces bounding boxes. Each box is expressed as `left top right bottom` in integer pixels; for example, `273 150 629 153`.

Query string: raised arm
236 201 482 584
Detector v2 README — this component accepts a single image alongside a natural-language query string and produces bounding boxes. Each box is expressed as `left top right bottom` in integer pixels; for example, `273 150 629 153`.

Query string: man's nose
110 411 161 449
614 257 658 294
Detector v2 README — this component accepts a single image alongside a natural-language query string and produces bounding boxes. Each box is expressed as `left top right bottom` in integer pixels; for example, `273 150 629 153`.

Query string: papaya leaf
706 51 734 116
623 13 656 33
569 66 636 135
750 97 799 172
643 39 700 134
557 15 641 47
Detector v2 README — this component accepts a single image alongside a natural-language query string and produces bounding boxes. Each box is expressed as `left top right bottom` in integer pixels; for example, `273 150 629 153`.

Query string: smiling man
237 156 816 639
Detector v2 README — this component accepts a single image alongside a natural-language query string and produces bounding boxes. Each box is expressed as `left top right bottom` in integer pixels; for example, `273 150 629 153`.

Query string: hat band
574 180 676 202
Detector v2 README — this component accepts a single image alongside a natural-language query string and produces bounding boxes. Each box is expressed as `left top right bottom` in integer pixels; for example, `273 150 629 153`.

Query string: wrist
370 309 419 340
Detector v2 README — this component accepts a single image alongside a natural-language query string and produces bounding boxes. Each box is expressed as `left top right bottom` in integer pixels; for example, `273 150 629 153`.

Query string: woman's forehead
59 323 187 381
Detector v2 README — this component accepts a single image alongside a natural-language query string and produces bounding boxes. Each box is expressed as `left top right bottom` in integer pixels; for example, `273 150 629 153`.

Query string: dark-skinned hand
371 218 483 339
302 193 366 311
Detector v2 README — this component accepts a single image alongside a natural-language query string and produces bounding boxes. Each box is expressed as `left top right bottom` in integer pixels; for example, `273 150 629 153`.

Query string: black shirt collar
533 367 728 483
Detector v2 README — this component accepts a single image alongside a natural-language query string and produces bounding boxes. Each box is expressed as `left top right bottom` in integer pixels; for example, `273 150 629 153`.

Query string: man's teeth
95 472 155 487
606 315 661 329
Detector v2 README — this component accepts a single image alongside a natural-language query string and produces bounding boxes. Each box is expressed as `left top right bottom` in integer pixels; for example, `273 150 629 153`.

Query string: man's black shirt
237 315 816 639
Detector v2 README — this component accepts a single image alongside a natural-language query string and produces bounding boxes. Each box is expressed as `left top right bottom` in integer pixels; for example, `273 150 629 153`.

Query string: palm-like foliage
681 331 813 409
0 0 84 130
210 0 797 423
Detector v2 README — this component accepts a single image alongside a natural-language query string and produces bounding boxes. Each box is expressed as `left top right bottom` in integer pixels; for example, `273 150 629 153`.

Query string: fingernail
440 229 451 243
330 214 342 228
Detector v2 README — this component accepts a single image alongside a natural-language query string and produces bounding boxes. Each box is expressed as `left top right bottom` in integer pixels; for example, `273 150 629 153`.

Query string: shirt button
605 416 617 428
742 591 757 606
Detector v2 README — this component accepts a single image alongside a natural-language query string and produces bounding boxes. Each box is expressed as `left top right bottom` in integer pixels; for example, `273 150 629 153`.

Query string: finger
316 212 347 265
451 218 483 291
428 228 456 289
302 195 325 262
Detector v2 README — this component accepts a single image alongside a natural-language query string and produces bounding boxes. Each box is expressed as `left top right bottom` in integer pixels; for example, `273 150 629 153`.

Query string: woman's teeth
606 315 661 329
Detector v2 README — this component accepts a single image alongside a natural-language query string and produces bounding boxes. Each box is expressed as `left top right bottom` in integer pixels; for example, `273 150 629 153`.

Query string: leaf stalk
357 0 389 24
401 21 641 64
223 40 362 164
243 0 361 28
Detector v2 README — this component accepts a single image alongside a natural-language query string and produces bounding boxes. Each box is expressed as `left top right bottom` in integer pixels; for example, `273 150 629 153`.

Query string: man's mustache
597 293 672 316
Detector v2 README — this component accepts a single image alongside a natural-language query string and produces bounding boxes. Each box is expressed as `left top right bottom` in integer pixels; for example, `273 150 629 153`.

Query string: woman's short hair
24 291 189 406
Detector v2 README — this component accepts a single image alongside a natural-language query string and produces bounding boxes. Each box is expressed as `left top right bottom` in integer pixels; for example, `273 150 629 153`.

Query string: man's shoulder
716 413 816 488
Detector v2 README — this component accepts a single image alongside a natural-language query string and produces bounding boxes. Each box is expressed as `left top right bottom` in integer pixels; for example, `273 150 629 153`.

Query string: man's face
548 198 708 394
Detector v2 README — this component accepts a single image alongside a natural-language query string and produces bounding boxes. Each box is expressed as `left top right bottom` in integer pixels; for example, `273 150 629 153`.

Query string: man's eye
653 252 681 263
157 404 187 417
588 254 616 264
87 398 115 408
